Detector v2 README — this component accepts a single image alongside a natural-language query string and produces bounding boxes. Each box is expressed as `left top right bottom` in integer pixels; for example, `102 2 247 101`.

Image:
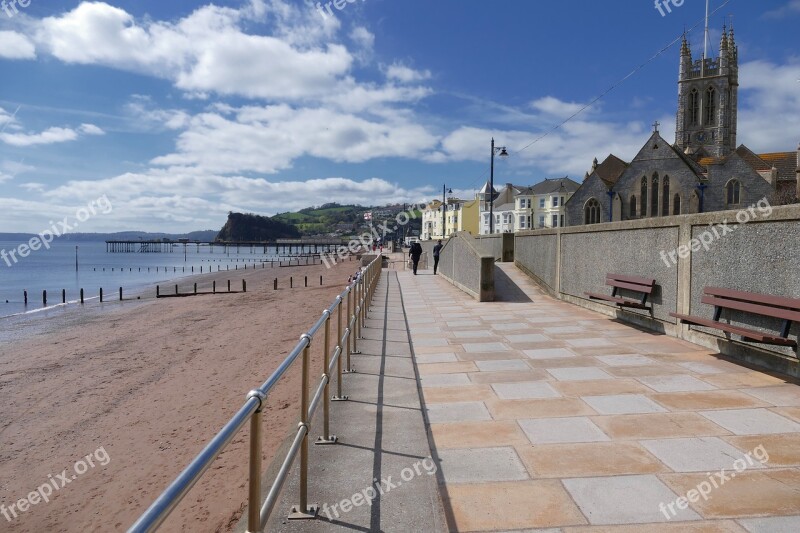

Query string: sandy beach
0 258 358 532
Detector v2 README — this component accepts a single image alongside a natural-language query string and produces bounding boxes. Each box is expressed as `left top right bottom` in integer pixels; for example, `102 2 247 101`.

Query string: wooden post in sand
274 278 277 290
227 280 231 292
24 290 28 306
43 290 47 306
242 280 247 292
100 288 104 303
119 287 123 301
80 289 84 304
62 289 66 304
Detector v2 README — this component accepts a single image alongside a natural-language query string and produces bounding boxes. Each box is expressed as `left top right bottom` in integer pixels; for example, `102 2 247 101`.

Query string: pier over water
105 239 348 254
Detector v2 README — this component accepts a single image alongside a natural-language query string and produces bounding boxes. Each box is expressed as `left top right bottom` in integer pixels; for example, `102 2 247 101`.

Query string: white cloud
738 60 800 151
19 182 45 192
0 127 78 146
0 31 37 60
148 103 439 174
79 123 105 135
530 96 588 119
763 0 800 19
0 122 106 146
385 63 432 83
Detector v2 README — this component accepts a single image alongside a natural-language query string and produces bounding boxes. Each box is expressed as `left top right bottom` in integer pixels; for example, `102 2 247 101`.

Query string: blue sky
0 0 798 232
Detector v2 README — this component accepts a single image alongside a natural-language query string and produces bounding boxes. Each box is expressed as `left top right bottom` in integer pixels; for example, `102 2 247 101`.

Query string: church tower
675 28 739 158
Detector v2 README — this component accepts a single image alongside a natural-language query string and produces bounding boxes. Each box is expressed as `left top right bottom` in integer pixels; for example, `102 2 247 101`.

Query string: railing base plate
331 395 349 402
288 505 319 520
343 368 357 373
315 435 338 445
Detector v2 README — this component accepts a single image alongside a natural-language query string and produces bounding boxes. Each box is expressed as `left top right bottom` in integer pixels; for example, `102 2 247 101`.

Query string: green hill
215 212 301 242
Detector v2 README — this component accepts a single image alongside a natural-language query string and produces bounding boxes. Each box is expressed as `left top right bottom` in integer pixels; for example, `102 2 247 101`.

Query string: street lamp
489 138 509 234
442 185 453 239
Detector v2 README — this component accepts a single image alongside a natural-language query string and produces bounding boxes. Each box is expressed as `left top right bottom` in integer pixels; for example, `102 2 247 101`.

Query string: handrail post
346 285 358 367
332 294 349 400
316 310 337 445
288 336 318 520
246 390 266 533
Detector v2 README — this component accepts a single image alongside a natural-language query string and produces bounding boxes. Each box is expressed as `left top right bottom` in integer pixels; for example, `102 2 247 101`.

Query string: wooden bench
585 274 656 311
670 287 800 348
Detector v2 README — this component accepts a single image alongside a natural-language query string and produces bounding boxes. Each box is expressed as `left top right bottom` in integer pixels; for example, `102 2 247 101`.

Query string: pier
105 239 348 254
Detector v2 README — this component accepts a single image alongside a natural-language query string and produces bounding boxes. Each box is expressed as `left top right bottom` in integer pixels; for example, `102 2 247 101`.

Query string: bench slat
607 274 655 286
586 292 648 309
670 313 797 347
705 287 800 311
607 279 655 294
701 294 800 323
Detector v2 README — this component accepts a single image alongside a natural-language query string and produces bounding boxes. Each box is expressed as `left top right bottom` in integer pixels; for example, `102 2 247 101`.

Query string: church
566 27 800 226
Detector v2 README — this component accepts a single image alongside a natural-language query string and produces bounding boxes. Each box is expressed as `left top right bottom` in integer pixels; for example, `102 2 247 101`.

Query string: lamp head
498 148 509 157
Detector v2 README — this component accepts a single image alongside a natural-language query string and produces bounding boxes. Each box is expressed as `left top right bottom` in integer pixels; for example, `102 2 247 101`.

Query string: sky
0 0 798 233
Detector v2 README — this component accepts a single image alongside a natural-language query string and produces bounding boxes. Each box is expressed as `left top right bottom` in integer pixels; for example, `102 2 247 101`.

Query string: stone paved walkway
399 263 800 532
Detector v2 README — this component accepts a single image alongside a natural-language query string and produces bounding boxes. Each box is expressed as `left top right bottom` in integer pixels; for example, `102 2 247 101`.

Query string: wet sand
0 258 358 532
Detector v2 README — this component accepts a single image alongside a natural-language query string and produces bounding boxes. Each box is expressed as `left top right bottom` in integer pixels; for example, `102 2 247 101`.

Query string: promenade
260 259 800 532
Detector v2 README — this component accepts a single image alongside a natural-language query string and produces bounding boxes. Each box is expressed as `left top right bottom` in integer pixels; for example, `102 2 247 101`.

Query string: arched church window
630 195 637 218
726 179 741 206
662 176 670 216
651 173 660 217
641 177 648 217
705 86 716 125
584 198 601 225
673 194 681 215
689 89 700 126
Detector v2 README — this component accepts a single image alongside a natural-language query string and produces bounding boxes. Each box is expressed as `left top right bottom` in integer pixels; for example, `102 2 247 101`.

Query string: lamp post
489 138 509 234
441 185 452 239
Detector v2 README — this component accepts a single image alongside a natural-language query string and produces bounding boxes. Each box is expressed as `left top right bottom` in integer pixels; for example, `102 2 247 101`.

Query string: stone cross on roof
653 120 660 133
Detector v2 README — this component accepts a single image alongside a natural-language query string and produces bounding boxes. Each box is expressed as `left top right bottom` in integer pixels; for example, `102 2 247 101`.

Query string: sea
0 239 315 318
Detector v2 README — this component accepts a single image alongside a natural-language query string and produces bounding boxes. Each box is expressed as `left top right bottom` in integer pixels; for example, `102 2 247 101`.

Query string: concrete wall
475 233 514 262
437 232 495 302
515 203 800 376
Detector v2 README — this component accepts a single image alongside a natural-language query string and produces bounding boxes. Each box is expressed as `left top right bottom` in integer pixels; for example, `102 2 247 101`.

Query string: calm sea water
0 240 313 318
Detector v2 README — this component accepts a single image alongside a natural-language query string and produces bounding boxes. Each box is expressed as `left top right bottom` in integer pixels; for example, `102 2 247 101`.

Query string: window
560 214 564 227
651 173 660 216
673 194 681 215
662 176 670 217
519 217 526 229
539 215 545 228
584 198 601 225
705 86 716 125
726 179 741 206
539 198 546 209
552 196 559 207
552 214 559 227
630 195 637 218
641 177 648 217
689 88 700 126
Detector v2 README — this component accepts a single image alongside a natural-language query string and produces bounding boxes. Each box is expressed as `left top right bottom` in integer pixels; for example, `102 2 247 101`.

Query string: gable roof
759 151 797 181
594 154 628 187
530 177 581 194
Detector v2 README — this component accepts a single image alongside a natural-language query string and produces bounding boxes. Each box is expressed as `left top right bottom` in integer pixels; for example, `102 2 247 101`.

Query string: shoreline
0 254 358 342
0 258 358 531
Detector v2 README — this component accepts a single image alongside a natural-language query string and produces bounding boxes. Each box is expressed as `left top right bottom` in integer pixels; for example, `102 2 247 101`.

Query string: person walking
433 239 443 275
409 241 423 275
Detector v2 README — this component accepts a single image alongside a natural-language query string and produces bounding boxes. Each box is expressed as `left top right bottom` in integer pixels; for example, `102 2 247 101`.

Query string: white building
515 177 580 230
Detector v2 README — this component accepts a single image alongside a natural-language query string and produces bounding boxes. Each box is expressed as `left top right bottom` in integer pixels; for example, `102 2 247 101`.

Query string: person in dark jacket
432 240 443 275
409 242 423 275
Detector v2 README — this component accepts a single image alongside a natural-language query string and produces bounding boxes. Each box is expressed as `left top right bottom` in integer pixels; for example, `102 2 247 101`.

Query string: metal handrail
129 255 383 533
